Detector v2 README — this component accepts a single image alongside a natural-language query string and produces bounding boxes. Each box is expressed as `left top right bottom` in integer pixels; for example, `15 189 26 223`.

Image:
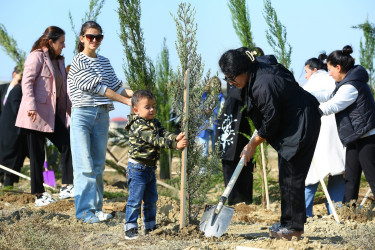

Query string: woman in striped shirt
68 21 132 224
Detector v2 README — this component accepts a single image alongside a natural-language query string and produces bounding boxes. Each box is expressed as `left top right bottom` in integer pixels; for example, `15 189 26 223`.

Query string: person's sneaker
269 223 282 233
125 228 139 240
144 226 156 235
59 185 74 199
95 211 113 221
83 214 101 224
269 227 303 241
35 192 57 207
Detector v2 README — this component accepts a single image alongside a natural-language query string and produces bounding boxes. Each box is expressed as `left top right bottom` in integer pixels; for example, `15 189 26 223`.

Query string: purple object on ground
43 151 56 187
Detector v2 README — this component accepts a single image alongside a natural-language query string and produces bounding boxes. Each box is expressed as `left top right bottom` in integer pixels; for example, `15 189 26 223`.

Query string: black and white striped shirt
68 52 124 109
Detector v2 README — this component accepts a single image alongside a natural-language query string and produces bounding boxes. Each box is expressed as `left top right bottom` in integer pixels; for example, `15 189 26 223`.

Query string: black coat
215 83 250 161
0 83 10 116
0 84 27 167
246 62 321 161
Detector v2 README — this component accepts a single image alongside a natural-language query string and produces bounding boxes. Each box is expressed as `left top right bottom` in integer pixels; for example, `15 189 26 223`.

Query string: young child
124 90 188 240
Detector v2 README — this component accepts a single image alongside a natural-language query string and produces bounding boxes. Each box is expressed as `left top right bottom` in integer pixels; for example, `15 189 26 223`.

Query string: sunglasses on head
83 34 104 42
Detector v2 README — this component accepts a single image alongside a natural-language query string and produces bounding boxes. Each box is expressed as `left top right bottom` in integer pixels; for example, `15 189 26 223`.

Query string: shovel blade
199 204 235 237
43 170 56 187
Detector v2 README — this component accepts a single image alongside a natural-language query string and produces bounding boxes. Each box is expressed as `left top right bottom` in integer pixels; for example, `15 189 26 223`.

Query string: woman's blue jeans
124 162 158 231
70 106 109 221
305 174 345 217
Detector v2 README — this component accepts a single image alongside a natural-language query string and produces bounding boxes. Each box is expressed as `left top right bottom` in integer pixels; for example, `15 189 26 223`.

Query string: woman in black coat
215 83 254 205
219 47 321 240
0 81 28 186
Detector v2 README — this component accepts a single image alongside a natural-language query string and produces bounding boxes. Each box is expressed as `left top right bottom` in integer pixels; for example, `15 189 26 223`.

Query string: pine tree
69 0 105 56
227 0 255 50
0 23 26 72
171 2 222 223
118 0 155 91
228 0 269 207
117 0 174 180
353 17 375 91
155 38 174 179
263 0 292 71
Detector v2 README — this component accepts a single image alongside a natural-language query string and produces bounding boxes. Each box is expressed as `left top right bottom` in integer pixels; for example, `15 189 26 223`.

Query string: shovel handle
44 161 49 171
221 156 245 200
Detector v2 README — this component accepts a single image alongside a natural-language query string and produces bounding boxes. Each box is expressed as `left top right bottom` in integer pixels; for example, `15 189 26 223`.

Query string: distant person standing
68 21 133 223
315 45 375 204
198 77 225 156
0 66 28 187
303 54 345 216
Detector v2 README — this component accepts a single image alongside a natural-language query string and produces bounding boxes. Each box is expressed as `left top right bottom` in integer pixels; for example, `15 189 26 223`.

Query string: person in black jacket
215 81 254 205
215 51 278 206
316 45 375 204
0 66 27 187
219 47 321 240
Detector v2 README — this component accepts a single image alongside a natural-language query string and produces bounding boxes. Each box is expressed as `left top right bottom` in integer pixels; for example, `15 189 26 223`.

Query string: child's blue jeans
124 161 158 231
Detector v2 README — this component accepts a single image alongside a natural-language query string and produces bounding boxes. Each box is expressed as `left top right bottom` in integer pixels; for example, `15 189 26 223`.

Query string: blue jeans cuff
124 222 138 231
144 221 156 230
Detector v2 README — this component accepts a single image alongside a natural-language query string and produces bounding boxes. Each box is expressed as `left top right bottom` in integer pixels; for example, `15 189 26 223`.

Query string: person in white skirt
303 53 346 217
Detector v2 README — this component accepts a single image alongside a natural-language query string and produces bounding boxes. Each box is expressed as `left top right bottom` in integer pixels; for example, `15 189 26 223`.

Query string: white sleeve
308 88 334 103
319 85 358 115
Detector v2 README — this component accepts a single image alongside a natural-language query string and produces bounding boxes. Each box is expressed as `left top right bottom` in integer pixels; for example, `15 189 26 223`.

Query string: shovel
43 144 56 187
199 156 245 237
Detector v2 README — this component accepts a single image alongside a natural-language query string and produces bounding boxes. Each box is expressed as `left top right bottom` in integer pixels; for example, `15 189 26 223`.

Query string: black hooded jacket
246 60 321 161
332 65 375 145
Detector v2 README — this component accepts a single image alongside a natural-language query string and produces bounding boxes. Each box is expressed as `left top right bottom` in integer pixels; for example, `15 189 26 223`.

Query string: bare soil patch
1 148 375 249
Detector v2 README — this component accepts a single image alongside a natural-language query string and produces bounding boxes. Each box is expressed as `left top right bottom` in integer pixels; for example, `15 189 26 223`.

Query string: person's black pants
343 134 375 203
278 132 319 232
25 115 73 194
222 158 254 205
4 138 28 186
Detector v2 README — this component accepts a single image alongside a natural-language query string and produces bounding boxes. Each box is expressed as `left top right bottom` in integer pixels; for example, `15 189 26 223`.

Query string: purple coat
16 47 71 132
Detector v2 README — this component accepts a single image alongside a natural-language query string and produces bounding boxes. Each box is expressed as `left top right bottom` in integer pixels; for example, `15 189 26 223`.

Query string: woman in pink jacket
15 26 73 207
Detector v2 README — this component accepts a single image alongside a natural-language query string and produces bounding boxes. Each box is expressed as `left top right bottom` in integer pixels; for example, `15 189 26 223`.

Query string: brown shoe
269 227 303 241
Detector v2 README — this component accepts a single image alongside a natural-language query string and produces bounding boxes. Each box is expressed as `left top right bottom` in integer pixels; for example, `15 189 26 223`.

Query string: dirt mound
0 192 34 204
41 199 75 213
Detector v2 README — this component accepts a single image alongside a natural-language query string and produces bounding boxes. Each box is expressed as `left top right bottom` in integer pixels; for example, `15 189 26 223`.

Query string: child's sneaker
59 185 74 199
83 214 101 224
95 211 113 221
144 225 159 235
125 228 139 240
35 192 57 207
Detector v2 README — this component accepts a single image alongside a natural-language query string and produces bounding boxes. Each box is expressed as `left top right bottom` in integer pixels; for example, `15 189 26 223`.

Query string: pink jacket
16 47 71 132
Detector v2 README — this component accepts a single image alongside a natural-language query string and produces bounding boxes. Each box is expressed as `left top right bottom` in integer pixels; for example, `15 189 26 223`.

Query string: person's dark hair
305 52 328 71
77 21 103 53
131 89 155 107
31 26 65 59
327 45 355 73
219 47 257 79
255 47 265 56
13 66 21 75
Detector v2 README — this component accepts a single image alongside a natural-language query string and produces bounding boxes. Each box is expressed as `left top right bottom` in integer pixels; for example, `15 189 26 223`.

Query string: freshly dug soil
1 181 374 249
